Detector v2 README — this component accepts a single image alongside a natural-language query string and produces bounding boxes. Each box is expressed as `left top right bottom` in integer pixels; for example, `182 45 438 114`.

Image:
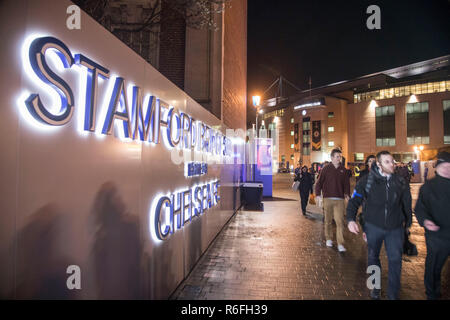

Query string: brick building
260 55 450 170
91 0 247 131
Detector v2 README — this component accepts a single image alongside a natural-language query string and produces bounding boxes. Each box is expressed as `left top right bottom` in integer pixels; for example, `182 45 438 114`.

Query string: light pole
252 95 261 137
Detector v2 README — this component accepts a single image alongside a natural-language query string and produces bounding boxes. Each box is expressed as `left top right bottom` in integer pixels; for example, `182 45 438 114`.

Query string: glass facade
302 117 311 155
263 108 285 120
375 105 396 146
406 102 429 145
354 80 450 103
444 100 450 144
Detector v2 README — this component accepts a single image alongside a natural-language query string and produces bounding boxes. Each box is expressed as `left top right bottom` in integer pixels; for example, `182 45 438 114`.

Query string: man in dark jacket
294 165 314 216
347 151 412 300
414 151 450 300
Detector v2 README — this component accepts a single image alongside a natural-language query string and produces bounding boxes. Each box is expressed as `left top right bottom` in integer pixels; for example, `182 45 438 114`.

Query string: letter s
25 37 75 125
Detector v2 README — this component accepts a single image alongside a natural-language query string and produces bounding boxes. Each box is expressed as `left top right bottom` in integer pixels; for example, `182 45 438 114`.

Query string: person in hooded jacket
414 151 450 300
347 151 412 300
357 155 376 184
294 165 314 216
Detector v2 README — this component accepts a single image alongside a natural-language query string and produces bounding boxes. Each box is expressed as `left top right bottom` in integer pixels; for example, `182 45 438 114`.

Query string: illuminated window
444 100 450 144
404 86 410 96
291 144 294 149
291 118 294 123
354 153 364 161
328 126 334 132
328 141 334 147
406 102 429 145
376 105 396 146
290 131 294 136
302 121 310 130
302 145 310 155
328 112 334 118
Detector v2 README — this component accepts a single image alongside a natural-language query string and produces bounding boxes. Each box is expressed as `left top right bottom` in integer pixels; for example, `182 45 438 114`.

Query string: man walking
347 151 412 300
414 151 450 300
315 149 350 252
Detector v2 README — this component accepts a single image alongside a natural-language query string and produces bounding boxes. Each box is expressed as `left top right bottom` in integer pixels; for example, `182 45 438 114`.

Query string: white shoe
338 245 346 252
326 240 333 247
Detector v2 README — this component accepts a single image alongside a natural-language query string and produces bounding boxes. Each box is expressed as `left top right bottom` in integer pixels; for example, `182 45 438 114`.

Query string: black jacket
414 174 450 239
294 171 314 194
347 165 412 230
356 168 369 184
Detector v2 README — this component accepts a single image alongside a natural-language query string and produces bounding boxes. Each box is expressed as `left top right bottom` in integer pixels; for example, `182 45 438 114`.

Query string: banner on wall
312 121 321 151
294 123 299 145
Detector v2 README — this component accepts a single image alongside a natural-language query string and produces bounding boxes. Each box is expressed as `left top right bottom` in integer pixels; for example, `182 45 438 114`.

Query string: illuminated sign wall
20 35 235 242
1 0 244 299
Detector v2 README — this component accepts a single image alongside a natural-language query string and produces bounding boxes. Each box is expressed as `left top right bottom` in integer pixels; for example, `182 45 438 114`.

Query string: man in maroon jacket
315 149 351 252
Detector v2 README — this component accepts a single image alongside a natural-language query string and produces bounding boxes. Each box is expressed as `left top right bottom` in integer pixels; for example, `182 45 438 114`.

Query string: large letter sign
21 35 230 243
25 37 75 125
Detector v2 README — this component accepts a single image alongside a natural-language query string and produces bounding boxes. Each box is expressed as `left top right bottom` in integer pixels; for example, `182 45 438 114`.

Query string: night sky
247 0 450 108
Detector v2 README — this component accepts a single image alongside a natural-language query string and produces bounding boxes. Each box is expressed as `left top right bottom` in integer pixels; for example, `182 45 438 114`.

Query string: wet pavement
171 173 450 300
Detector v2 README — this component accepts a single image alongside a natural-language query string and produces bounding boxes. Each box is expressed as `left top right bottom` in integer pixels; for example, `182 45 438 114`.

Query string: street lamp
252 95 261 137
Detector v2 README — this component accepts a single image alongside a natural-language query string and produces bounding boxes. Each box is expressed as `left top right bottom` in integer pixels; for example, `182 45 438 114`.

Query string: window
328 141 334 147
354 153 364 162
290 131 294 136
291 144 294 149
302 145 310 155
444 100 450 144
328 126 334 132
303 133 311 143
291 118 294 123
302 120 311 130
406 102 429 145
375 105 396 146
328 112 334 118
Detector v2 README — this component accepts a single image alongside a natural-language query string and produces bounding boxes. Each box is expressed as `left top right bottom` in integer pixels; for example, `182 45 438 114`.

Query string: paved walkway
171 174 450 300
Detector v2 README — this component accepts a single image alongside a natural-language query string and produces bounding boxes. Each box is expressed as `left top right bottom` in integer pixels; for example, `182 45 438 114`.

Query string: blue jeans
365 222 404 300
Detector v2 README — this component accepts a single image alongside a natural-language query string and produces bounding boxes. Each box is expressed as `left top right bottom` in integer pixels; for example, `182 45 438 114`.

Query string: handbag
308 194 316 205
292 181 300 191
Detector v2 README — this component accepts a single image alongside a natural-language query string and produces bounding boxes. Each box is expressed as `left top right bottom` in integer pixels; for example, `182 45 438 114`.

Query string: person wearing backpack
346 151 412 300
414 151 450 300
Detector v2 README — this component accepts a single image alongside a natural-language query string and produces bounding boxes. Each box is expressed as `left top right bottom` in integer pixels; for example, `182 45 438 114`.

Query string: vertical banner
312 121 321 151
294 123 299 145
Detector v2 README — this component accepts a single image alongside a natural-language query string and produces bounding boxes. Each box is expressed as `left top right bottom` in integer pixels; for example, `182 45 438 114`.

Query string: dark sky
247 0 450 103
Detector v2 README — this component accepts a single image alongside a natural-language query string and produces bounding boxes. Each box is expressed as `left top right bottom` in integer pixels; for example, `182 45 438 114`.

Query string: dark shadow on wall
91 182 142 299
14 204 73 299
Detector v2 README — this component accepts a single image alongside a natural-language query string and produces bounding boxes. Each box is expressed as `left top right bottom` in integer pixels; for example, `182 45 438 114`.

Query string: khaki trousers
323 198 345 245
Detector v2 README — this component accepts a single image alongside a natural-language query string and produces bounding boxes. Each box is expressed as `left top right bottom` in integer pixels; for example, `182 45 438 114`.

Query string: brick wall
158 1 186 90
223 0 247 130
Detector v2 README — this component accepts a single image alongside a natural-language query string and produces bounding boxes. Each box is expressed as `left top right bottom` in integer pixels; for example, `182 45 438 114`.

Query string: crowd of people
292 149 450 300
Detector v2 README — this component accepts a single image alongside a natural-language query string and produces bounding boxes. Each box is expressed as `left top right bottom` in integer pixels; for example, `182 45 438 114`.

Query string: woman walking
294 165 314 216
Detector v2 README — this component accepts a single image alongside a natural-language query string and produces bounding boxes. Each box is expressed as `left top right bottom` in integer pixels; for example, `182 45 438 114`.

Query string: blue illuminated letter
74 54 110 131
101 77 132 138
25 37 75 125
